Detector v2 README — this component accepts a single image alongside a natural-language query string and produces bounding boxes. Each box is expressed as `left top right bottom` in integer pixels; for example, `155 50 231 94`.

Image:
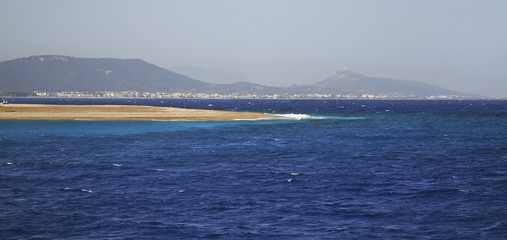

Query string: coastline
0 104 283 121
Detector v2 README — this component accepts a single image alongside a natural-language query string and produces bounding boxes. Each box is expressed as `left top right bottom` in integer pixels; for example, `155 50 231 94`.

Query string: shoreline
0 104 284 121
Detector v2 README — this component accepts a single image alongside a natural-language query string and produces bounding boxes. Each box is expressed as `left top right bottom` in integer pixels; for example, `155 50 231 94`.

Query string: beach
0 104 282 121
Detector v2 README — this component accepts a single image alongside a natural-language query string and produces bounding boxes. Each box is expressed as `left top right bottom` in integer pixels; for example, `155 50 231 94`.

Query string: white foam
112 164 123 167
276 113 324 120
235 114 365 121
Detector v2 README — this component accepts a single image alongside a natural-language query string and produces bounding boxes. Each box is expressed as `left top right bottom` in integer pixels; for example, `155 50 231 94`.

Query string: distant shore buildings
13 91 488 100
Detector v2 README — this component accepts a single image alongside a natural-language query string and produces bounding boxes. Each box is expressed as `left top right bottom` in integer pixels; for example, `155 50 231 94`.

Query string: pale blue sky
1 0 506 97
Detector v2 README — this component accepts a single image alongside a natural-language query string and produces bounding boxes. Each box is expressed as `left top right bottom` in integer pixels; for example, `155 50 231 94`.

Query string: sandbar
0 104 284 121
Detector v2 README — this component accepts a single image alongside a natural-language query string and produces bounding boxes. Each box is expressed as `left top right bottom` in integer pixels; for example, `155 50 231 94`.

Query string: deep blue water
1 99 506 239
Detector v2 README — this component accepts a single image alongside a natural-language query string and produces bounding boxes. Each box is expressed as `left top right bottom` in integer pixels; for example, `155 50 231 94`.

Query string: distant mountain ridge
287 70 469 97
0 55 479 98
168 65 251 84
0 55 211 92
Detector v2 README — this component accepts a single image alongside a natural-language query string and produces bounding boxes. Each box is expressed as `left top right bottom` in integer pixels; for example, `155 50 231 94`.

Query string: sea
1 98 506 239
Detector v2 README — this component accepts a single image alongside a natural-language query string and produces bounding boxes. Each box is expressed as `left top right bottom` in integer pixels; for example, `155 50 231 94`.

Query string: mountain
168 65 251 84
0 55 211 92
287 71 477 98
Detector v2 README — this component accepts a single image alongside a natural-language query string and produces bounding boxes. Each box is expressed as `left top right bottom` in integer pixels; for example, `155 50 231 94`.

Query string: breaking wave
276 113 365 120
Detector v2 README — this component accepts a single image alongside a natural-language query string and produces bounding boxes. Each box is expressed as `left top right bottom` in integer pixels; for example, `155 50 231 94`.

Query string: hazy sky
1 0 506 97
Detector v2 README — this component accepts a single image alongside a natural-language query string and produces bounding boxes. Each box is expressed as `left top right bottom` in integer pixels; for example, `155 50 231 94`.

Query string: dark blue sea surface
1 99 506 239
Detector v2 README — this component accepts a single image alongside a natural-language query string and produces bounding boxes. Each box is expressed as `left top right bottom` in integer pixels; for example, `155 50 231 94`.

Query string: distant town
26 91 487 100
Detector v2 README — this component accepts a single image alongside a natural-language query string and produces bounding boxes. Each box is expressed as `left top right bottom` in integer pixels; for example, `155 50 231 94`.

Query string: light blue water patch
0 114 367 137
0 120 235 137
0 119 300 137
325 116 366 120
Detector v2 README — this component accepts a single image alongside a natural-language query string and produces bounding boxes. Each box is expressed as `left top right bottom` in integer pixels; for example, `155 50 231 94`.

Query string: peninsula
0 104 283 121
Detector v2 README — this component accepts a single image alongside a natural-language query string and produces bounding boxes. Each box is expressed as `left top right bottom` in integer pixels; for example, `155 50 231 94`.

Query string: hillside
287 71 472 97
0 55 211 92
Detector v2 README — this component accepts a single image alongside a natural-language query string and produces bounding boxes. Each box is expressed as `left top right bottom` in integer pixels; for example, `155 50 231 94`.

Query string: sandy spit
0 104 284 121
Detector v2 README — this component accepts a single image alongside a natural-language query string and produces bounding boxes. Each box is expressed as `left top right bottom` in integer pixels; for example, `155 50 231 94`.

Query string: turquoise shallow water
1 99 506 239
